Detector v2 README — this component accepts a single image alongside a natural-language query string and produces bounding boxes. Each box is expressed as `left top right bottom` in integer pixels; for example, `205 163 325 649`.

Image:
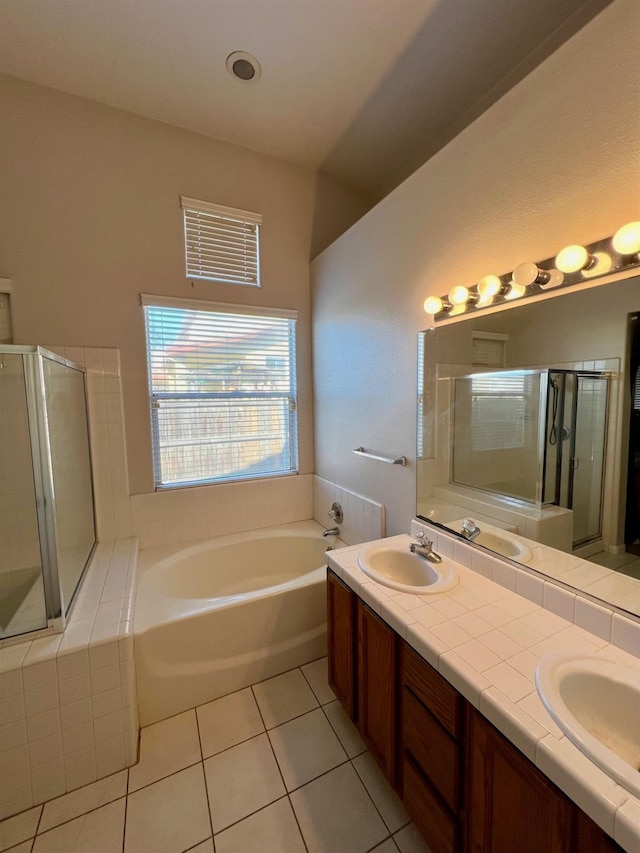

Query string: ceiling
0 0 612 197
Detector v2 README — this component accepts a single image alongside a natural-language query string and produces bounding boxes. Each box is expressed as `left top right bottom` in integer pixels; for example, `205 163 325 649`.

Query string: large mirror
417 275 640 619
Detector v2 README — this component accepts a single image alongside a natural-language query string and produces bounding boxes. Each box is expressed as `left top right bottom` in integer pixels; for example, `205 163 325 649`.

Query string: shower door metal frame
10 345 97 632
567 370 610 547
543 368 610 547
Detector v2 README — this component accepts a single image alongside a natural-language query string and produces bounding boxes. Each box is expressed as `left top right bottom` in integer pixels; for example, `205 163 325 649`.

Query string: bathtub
134 520 341 726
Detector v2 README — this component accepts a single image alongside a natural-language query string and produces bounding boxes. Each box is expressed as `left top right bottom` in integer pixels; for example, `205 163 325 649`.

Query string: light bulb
538 268 565 290
424 296 444 314
612 221 640 255
512 262 549 287
505 282 526 300
448 285 470 305
582 251 612 278
556 244 591 274
477 275 501 297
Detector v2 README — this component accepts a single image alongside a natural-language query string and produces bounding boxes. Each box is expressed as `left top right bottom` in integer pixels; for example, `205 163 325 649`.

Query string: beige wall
0 74 369 494
311 0 640 537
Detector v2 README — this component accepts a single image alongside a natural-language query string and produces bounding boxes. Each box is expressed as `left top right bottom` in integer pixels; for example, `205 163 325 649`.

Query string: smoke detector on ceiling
226 51 261 82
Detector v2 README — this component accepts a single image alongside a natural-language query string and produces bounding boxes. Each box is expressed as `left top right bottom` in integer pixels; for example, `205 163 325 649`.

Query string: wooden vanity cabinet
400 644 467 853
327 570 357 717
326 570 398 783
467 707 572 853
357 598 398 784
467 707 623 853
326 569 622 852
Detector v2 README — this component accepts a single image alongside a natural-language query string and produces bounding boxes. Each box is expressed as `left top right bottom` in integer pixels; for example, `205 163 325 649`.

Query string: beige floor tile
214 797 306 853
196 688 264 758
323 700 366 758
5 843 32 853
33 798 125 853
290 762 387 853
252 669 318 728
268 708 347 791
371 841 400 853
352 752 409 833
39 770 127 833
0 805 41 851
204 733 286 832
125 764 210 853
128 709 201 792
188 840 214 852
301 658 334 705
394 823 430 853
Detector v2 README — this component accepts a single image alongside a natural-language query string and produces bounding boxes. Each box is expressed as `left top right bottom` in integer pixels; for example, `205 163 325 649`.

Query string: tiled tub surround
328 528 640 851
0 539 139 821
313 476 385 545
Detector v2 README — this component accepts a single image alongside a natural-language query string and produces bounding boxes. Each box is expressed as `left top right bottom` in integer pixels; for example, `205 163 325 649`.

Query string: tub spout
323 526 340 537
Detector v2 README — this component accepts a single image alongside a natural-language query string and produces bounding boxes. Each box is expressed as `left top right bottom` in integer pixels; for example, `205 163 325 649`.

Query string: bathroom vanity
327 566 625 852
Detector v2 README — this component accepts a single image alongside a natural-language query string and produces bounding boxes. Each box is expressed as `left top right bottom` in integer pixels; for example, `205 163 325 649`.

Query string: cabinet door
467 708 573 853
357 601 398 784
326 570 357 718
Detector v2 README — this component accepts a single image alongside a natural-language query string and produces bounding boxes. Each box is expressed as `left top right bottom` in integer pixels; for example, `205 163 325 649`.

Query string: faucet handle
415 530 425 542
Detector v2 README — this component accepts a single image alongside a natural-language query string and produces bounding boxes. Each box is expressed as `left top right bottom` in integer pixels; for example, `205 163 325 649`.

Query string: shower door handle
571 458 580 470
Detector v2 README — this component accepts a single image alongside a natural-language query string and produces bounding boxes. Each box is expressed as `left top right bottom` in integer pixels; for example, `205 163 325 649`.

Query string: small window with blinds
142 295 298 488
181 197 261 287
466 372 529 452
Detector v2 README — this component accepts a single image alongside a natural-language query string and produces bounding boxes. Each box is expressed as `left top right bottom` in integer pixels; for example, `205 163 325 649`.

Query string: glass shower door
570 374 609 546
41 356 96 614
0 353 47 639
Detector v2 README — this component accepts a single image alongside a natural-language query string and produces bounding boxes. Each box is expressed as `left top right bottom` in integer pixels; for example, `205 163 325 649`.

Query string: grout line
127 759 202 797
350 755 408 838
194 707 216 851
252 672 309 852
32 796 127 842
121 768 129 853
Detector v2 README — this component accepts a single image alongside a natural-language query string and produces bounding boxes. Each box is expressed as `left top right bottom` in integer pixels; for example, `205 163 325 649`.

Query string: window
142 295 298 488
181 196 261 287
466 372 529 452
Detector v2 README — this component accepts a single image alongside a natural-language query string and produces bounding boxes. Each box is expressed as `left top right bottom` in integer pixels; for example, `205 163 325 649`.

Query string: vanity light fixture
423 219 640 320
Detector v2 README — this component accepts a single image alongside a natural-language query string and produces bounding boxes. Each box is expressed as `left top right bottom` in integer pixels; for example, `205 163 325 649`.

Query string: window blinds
467 372 529 452
181 197 261 287
142 296 298 488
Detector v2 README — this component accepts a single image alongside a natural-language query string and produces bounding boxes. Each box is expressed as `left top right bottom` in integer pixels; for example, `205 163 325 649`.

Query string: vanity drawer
403 756 460 853
403 686 460 811
402 643 463 739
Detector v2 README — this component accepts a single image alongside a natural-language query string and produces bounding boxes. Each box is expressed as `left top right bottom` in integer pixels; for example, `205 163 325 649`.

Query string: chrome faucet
409 530 442 563
461 519 481 542
323 526 340 538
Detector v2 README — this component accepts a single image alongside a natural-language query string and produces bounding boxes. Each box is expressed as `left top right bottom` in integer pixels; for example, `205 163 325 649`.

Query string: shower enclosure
452 367 609 548
0 346 96 641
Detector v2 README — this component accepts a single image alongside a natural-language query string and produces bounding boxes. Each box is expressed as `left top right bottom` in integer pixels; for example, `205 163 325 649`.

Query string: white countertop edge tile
615 798 640 851
536 734 627 838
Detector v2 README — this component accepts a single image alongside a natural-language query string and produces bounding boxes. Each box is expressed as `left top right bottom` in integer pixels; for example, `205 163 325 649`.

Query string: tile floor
587 550 640 580
0 658 429 853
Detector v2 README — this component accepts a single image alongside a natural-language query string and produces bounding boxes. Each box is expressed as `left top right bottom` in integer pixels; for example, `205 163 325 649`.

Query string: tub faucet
409 531 442 564
461 519 481 542
323 526 340 538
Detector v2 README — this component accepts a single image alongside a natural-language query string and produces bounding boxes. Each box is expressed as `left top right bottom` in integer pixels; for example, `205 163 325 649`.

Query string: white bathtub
134 520 340 726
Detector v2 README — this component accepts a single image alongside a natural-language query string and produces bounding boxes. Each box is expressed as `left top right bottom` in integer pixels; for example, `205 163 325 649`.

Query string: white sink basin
358 540 458 594
536 654 640 797
450 520 532 563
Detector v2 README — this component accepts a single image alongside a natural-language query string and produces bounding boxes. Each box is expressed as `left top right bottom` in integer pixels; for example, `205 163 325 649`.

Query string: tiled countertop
327 533 640 852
